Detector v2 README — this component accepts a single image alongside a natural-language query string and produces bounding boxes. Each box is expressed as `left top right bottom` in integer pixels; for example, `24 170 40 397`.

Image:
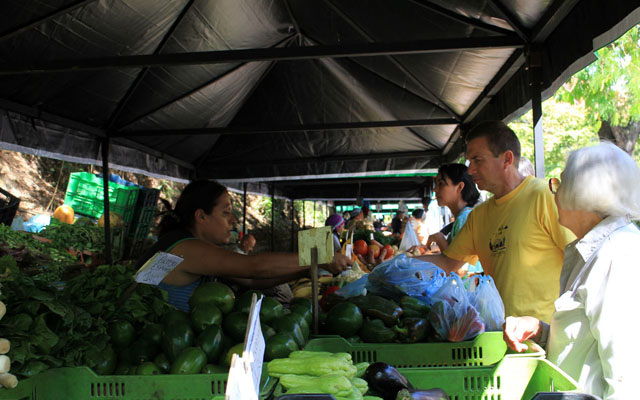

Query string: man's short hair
466 120 521 164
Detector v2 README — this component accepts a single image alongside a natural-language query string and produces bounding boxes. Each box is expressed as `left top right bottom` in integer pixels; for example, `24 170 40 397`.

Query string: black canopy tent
1 0 639 260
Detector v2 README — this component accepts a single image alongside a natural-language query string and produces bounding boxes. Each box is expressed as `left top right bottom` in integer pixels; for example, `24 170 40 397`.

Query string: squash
53 205 75 224
98 212 123 228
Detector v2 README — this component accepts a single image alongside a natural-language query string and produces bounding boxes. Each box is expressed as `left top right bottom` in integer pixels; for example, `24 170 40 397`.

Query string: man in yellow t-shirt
417 121 574 322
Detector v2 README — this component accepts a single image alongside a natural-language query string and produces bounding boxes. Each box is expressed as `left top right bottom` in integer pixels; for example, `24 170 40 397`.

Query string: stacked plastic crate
125 187 160 259
63 172 139 261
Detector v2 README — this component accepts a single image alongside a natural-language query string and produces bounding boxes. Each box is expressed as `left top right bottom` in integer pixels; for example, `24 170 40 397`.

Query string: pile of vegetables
0 260 171 378
0 220 123 283
363 362 447 400
320 294 434 344
267 353 448 400
0 300 18 389
99 284 314 375
267 350 372 400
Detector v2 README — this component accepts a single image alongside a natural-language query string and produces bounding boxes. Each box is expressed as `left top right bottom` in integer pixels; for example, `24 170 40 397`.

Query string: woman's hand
356 247 388 269
326 252 352 274
503 316 542 352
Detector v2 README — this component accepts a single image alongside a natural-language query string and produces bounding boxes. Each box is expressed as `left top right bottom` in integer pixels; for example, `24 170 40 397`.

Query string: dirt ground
0 148 313 251
0 148 185 221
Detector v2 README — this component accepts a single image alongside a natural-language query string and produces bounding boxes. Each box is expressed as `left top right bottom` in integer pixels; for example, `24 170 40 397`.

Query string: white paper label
244 297 265 388
225 294 265 400
345 243 353 259
134 252 183 285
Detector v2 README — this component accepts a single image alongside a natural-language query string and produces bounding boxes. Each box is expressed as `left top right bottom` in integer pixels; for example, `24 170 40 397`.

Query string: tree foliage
558 25 640 127
510 99 599 179
510 24 640 175
557 24 640 154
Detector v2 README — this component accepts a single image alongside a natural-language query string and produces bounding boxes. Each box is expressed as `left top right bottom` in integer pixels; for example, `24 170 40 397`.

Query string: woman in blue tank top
137 180 351 311
427 163 483 274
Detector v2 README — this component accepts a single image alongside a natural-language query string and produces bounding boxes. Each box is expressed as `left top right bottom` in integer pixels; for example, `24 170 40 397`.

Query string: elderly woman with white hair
503 142 640 399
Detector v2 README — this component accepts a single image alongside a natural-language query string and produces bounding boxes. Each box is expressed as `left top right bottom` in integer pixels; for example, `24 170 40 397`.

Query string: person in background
410 208 429 245
345 207 363 231
234 233 256 255
325 214 346 252
135 180 350 312
518 156 535 177
342 211 351 221
413 121 575 322
421 163 483 275
504 142 639 399
391 210 405 237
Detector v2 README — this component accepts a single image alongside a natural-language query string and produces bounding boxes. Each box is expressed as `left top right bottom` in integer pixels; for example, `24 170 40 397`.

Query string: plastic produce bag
365 254 446 303
468 275 505 331
335 275 368 298
428 273 485 342
399 222 421 251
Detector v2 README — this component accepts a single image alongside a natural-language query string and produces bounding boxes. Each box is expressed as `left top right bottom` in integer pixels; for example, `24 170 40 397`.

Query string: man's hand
503 316 542 352
326 252 352 274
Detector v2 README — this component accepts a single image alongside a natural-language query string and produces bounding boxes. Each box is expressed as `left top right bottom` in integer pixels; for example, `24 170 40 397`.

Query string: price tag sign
345 243 353 259
298 226 333 266
226 355 256 400
134 252 183 285
244 295 265 389
225 294 265 400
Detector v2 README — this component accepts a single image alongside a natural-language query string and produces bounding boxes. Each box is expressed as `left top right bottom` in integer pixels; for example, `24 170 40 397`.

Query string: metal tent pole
290 199 295 252
528 47 545 178
100 137 112 265
242 182 247 235
270 184 275 251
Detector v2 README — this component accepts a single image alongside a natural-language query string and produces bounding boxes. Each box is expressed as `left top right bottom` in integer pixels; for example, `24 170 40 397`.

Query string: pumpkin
53 205 75 224
98 212 124 228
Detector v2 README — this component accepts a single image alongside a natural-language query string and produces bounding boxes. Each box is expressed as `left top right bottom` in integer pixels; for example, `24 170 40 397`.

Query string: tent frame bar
112 118 459 137
0 36 524 75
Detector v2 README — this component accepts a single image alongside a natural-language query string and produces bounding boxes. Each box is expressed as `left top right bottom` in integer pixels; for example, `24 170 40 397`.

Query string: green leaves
0 264 170 378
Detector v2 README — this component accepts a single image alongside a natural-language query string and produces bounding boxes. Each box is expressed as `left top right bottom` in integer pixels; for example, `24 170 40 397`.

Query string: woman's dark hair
412 208 425 220
438 163 480 207
158 180 228 236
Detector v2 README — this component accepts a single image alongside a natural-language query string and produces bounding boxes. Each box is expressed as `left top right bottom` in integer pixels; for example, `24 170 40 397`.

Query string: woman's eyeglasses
548 177 560 194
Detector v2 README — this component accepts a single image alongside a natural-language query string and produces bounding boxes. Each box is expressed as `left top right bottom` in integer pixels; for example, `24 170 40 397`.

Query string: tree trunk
597 119 640 155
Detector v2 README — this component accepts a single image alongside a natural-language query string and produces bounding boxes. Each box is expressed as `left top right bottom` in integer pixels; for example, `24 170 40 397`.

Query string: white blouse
547 216 639 399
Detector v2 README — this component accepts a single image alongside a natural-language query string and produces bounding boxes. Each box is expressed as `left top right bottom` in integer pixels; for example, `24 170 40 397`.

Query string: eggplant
363 362 413 400
396 388 448 400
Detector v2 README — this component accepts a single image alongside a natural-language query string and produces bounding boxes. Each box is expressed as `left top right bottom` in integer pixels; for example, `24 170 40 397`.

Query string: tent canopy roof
1 0 638 199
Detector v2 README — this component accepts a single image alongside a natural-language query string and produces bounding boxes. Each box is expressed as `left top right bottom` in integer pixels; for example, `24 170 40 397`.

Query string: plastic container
532 393 601 400
0 367 277 400
304 332 545 367
0 187 20 226
125 188 159 259
398 357 579 400
64 172 139 224
271 357 580 400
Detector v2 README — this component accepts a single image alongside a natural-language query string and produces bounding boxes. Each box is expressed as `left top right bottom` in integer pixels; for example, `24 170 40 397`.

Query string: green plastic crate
303 332 545 367
271 357 580 400
0 367 277 400
398 357 579 400
64 172 139 224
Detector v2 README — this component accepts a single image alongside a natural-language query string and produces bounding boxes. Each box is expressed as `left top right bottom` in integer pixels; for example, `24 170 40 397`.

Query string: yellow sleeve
443 210 479 265
539 186 576 250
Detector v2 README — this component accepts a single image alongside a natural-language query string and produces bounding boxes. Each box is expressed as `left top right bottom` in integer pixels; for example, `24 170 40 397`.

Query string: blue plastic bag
365 254 447 303
335 275 368 298
468 275 505 332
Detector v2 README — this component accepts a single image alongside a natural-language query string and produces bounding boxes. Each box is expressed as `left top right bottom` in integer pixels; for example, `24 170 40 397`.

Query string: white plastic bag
468 275 505 332
399 221 421 251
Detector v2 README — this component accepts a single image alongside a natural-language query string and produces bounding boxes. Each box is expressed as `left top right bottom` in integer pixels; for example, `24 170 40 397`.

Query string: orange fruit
53 205 75 224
